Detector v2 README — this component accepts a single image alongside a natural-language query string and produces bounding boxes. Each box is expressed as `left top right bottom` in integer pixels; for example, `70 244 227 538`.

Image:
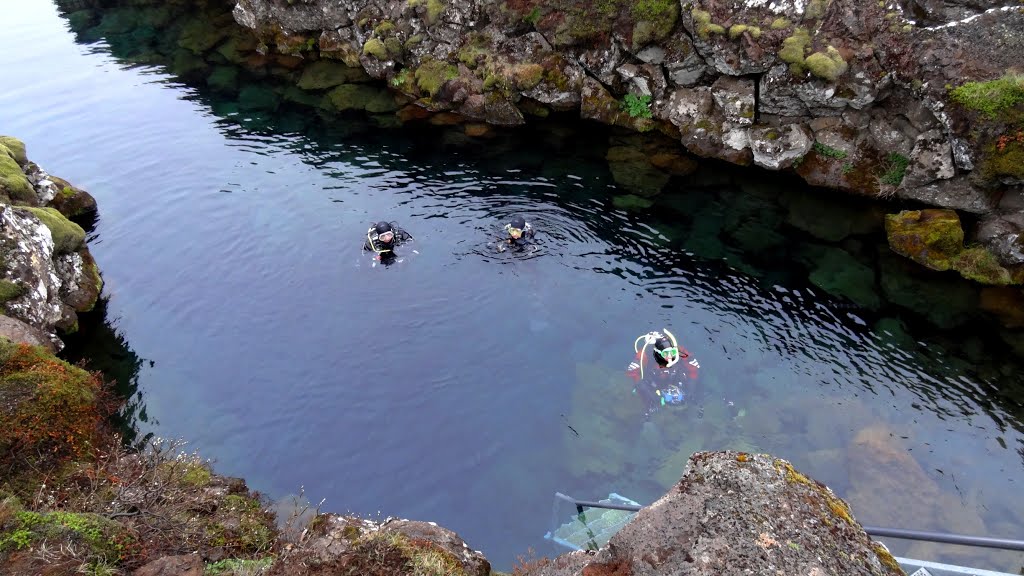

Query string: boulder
519 451 904 576
884 209 964 271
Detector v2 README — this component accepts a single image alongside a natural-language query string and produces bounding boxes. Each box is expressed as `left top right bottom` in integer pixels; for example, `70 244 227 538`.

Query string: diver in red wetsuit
627 328 704 420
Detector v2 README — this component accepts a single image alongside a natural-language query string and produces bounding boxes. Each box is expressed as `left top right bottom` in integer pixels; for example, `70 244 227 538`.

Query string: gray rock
711 76 755 125
750 123 813 170
976 212 1024 265
901 129 955 188
898 175 996 214
0 316 58 352
520 451 904 576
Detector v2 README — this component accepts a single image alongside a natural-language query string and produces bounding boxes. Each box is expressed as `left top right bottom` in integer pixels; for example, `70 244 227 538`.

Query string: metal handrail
554 493 1024 552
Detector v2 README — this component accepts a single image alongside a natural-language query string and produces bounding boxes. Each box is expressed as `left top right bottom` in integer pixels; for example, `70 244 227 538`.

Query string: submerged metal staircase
547 493 1024 576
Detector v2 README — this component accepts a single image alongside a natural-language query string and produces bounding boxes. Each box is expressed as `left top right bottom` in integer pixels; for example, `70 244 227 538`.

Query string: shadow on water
62 296 153 449
39 1 1024 571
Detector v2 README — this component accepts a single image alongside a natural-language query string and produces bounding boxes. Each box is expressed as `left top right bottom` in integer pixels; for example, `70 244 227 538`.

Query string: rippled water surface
3 3 1024 571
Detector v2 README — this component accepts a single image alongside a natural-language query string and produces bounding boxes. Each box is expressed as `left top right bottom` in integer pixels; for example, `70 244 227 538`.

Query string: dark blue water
3 3 1024 571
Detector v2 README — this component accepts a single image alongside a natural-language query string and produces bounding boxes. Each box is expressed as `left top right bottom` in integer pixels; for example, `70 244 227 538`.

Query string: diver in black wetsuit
496 215 536 253
364 221 413 262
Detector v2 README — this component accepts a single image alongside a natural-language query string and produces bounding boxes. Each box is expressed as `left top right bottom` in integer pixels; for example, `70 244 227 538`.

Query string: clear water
2 3 1023 571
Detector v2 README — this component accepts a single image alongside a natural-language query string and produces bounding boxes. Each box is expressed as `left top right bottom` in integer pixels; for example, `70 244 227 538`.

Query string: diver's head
374 221 395 245
653 335 679 367
507 215 527 240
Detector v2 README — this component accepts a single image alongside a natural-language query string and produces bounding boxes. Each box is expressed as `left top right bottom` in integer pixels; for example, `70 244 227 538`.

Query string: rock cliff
226 0 1024 275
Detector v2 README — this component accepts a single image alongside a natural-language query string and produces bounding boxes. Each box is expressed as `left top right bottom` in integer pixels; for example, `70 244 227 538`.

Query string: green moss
885 209 963 271
0 511 130 563
951 246 1012 285
362 37 388 60
804 45 848 81
770 18 791 29
415 59 458 97
0 280 24 304
632 0 679 45
872 542 903 574
512 63 544 90
779 27 810 72
22 207 86 254
0 136 28 165
206 558 275 575
728 24 761 39
384 37 403 57
691 8 725 39
979 141 1024 181
813 141 848 159
374 21 395 35
949 73 1024 120
805 0 830 19
405 34 424 48
426 0 445 24
0 153 34 203
181 463 212 487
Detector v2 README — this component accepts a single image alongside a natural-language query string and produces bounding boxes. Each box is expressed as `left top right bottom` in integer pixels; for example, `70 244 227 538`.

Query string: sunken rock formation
230 0 1024 274
0 136 101 352
521 451 904 576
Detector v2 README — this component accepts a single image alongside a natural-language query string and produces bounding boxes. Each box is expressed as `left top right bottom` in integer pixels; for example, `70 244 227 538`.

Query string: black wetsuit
497 224 536 252
364 225 412 254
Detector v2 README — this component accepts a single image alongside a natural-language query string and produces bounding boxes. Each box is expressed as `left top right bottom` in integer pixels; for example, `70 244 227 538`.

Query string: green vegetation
804 46 848 81
0 340 106 472
949 73 1024 120
631 0 679 45
0 511 131 564
0 136 28 165
691 8 725 39
391 69 410 87
805 0 830 19
23 207 87 254
426 0 445 24
415 59 459 97
951 246 1012 285
374 21 395 35
813 142 848 159
0 280 24 304
523 7 542 24
362 37 388 60
205 557 275 575
880 152 910 186
728 24 761 39
0 148 33 203
979 136 1024 182
779 27 811 73
621 93 653 118
770 18 791 29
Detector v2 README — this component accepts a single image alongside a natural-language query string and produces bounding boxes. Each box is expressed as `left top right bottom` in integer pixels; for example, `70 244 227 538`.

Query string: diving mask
656 347 679 361
377 231 395 243
507 226 523 239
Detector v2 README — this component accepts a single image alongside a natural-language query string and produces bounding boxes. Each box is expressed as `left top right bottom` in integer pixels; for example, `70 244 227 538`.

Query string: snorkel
633 328 680 380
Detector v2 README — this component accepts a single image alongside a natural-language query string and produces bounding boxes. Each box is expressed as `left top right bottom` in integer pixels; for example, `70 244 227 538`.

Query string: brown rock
133 554 203 576
0 316 57 352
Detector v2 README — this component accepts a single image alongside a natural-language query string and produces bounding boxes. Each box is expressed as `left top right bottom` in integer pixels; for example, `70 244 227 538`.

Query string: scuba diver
496 215 536 253
627 328 704 420
363 221 413 263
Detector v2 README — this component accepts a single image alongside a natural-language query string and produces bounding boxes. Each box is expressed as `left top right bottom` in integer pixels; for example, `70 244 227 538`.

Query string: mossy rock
414 59 458 98
45 176 97 221
178 17 230 55
237 85 281 111
613 194 655 211
799 244 881 309
324 84 400 113
0 136 28 166
22 207 86 255
804 46 848 82
207 66 239 94
950 246 1013 285
0 151 34 204
978 140 1024 184
298 60 371 90
779 27 811 72
884 209 964 271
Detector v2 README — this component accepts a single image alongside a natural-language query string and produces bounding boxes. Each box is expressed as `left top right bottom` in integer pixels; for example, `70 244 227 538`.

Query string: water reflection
6 1 1021 572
